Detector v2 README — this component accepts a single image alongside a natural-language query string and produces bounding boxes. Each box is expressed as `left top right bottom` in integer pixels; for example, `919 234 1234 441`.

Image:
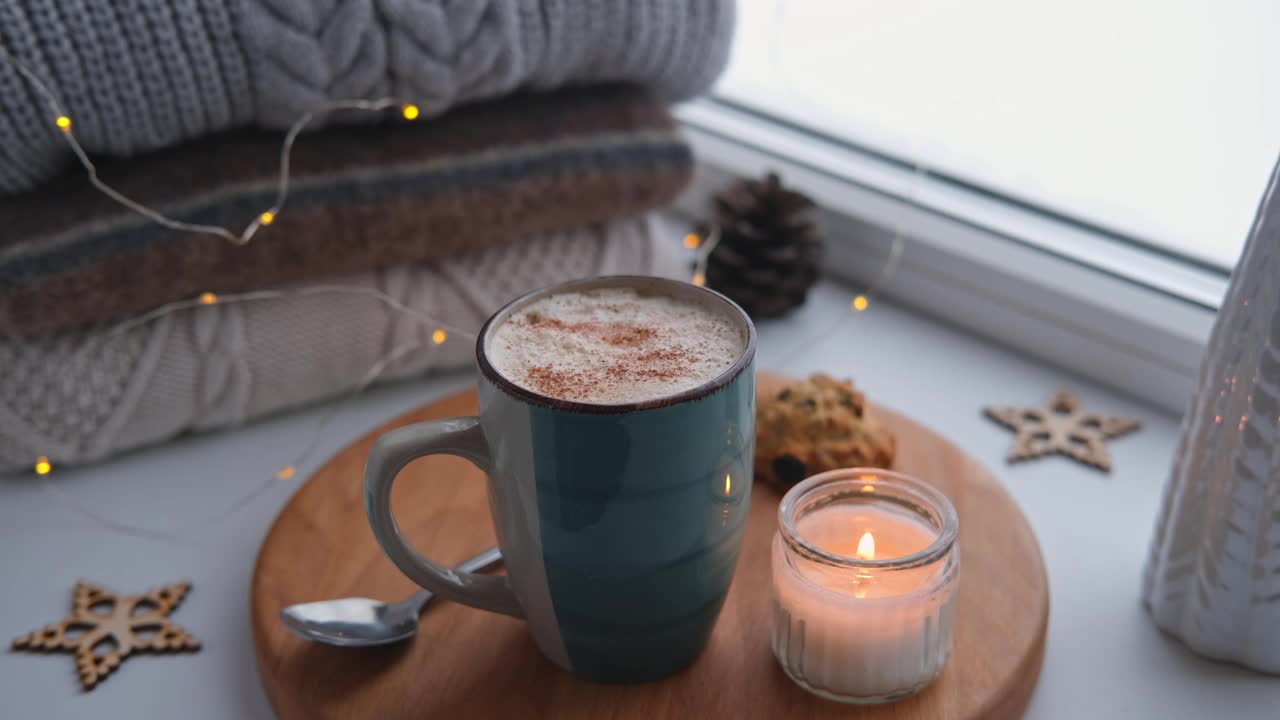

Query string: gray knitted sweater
0 0 734 193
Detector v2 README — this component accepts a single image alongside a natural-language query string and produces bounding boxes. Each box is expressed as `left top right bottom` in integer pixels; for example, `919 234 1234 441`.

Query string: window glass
717 0 1280 270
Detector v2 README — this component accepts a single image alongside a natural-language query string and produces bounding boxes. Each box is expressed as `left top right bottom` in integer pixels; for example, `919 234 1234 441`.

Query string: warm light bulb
861 484 875 493
852 295 869 312
259 211 275 226
34 456 52 475
199 292 218 305
432 329 447 345
724 473 732 496
692 272 706 287
856 531 876 561
55 115 71 131
402 104 420 120
683 233 701 249
276 465 296 480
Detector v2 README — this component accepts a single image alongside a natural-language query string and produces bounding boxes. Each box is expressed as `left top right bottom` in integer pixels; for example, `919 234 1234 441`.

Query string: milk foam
487 287 745 404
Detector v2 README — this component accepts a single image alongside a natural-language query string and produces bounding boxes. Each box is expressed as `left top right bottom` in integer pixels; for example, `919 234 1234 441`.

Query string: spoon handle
411 546 504 615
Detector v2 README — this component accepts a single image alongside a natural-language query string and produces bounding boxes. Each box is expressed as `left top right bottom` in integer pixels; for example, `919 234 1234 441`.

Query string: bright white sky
718 0 1280 269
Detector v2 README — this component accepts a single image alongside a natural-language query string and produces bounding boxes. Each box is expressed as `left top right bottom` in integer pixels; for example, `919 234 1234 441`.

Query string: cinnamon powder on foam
488 289 741 405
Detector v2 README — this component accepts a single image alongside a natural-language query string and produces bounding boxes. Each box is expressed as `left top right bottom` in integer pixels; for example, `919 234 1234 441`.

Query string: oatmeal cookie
756 373 896 489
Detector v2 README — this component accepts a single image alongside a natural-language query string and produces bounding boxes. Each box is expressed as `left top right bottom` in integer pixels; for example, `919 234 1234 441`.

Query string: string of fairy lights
1 36 914 541
0 41 421 247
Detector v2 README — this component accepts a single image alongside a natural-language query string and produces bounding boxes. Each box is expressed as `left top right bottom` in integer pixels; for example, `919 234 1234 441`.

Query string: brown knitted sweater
0 84 691 337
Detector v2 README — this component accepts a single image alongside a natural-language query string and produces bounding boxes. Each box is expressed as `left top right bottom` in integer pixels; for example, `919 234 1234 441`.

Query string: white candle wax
771 501 959 703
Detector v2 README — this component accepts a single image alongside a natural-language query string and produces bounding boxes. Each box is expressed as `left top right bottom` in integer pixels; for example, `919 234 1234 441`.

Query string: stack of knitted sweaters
0 1 736 472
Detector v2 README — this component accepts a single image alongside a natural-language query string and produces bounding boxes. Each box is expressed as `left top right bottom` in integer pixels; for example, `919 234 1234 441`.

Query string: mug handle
364 416 523 617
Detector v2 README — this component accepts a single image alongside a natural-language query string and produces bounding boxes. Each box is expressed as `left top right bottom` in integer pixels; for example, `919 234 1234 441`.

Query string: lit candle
771 469 960 704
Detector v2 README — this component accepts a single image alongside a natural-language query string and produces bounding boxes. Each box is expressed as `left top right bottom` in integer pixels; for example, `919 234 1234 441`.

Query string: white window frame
674 99 1222 415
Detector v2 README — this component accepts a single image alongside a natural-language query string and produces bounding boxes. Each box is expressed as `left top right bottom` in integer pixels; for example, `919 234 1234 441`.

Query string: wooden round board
251 372 1049 719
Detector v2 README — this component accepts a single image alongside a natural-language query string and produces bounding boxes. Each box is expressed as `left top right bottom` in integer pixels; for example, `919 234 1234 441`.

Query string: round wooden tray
251 373 1049 719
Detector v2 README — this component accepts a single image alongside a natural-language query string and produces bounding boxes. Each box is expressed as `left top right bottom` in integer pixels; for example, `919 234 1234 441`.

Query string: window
672 2 1280 412
715 0 1280 272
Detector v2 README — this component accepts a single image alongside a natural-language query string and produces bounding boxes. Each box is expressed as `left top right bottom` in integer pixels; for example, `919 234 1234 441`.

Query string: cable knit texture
0 216 686 472
0 0 734 193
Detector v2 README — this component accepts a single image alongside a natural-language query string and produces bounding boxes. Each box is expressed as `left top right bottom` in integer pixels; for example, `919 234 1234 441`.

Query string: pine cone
706 173 821 318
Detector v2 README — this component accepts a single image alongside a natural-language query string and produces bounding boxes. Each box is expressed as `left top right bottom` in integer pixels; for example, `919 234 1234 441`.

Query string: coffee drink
487 286 746 404
367 276 756 683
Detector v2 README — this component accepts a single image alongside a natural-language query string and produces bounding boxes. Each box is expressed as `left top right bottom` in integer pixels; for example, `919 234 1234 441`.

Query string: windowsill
1 279 1276 718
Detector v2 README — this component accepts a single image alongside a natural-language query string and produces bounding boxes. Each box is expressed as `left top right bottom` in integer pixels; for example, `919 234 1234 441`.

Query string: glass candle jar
771 468 960 704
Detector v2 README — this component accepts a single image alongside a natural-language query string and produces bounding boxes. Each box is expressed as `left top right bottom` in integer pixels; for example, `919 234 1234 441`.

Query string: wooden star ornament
985 389 1141 472
12 580 200 690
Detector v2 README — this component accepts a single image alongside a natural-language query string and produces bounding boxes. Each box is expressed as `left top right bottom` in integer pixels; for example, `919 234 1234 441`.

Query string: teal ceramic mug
364 276 756 683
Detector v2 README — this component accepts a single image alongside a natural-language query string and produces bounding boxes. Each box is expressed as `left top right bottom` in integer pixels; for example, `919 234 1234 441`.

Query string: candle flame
856 531 875 561
724 473 731 496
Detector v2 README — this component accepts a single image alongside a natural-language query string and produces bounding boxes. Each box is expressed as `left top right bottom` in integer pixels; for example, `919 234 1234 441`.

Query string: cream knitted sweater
0 217 685 471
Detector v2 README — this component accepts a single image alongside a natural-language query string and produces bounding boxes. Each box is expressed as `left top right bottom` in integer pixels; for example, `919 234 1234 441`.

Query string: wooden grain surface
251 373 1049 719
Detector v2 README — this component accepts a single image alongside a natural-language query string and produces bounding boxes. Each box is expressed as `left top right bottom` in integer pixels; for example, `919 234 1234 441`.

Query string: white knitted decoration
0 217 684 472
1143 161 1280 673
